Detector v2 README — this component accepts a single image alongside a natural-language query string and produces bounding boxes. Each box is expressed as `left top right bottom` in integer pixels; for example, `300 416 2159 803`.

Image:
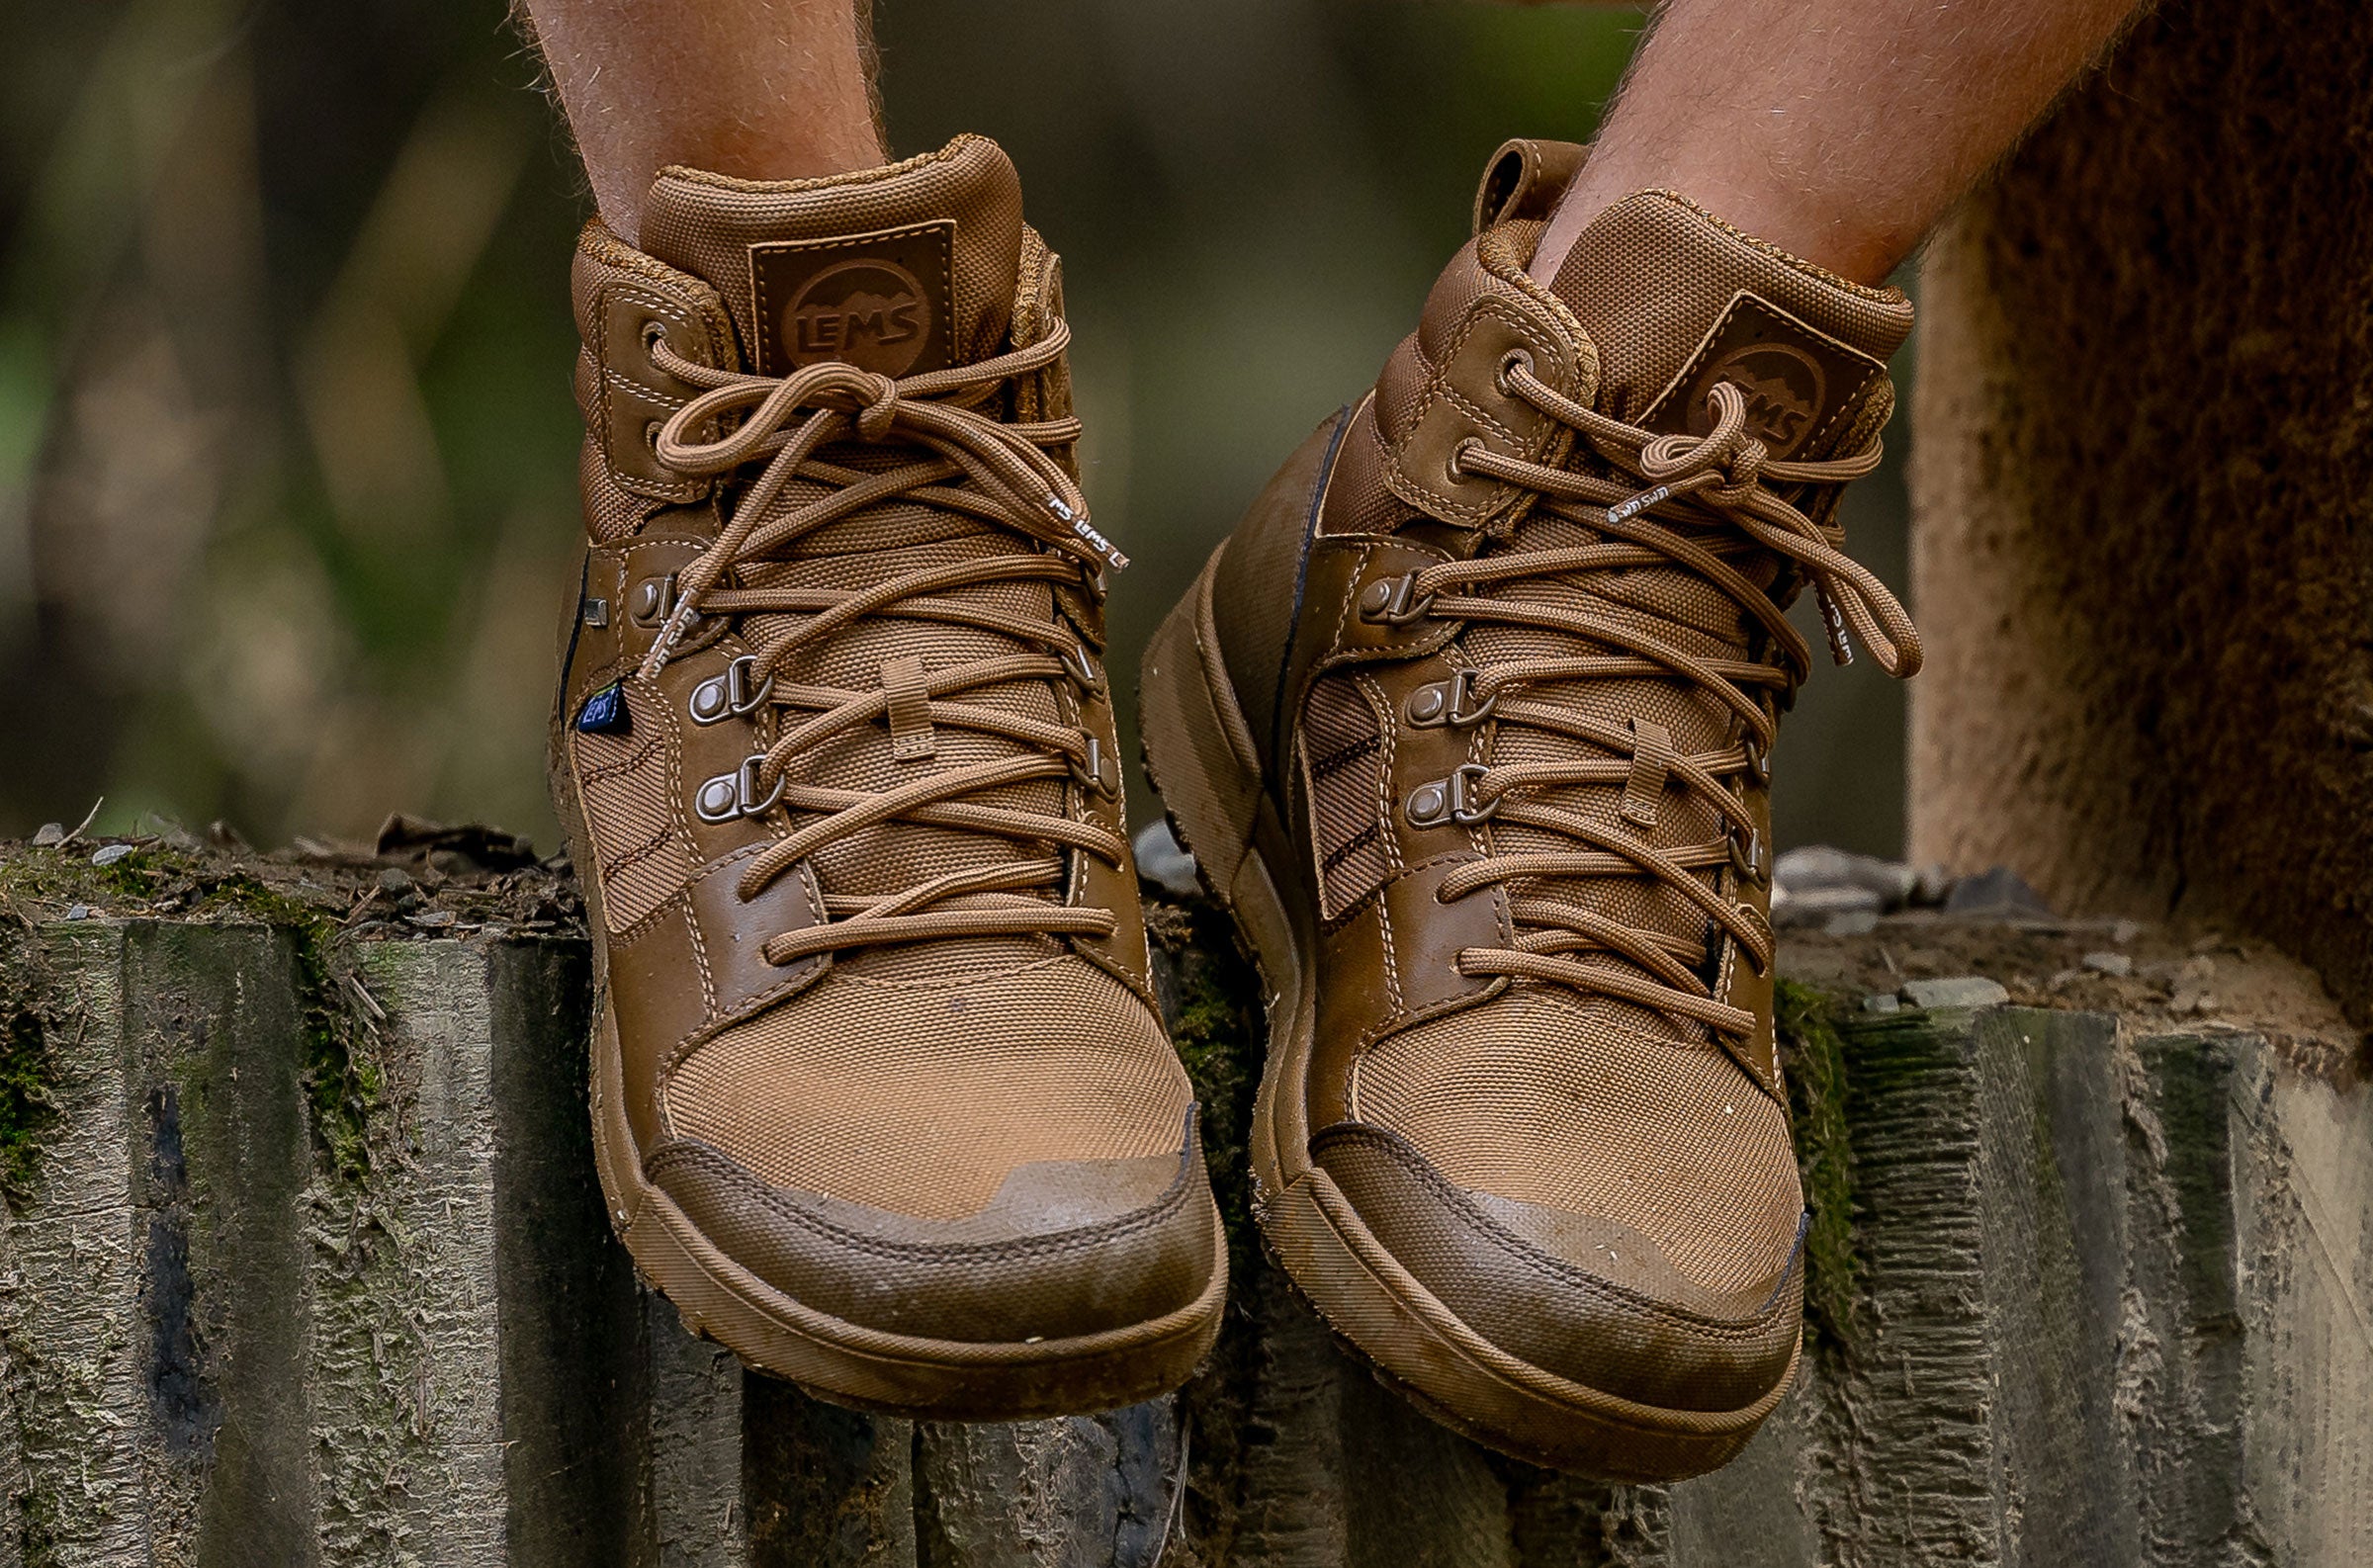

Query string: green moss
1777 978 1860 1348
0 995 57 1201
0 848 385 1188
1157 901 1267 1282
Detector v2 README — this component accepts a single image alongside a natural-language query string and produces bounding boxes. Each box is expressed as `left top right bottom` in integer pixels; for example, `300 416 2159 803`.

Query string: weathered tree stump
1908 0 2373 1029
0 837 2361 1564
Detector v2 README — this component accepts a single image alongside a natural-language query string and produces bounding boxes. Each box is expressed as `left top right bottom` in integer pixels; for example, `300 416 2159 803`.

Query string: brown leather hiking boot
1139 139 1920 1477
553 134 1223 1418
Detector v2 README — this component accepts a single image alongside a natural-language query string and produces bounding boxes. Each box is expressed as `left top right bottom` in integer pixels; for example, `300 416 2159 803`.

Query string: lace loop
1388 358 1917 1039
631 320 1124 965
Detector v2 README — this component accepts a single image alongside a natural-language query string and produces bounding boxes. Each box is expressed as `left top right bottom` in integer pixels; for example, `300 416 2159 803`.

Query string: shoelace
1393 367 1922 1040
635 323 1129 966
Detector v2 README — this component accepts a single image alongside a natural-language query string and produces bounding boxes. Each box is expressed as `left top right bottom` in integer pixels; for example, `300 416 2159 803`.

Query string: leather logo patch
1643 291 1885 460
749 220 954 379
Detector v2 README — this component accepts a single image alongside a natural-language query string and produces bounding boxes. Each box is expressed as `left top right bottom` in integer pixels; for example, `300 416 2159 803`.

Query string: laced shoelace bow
634 322 1131 967
1399 367 1922 1040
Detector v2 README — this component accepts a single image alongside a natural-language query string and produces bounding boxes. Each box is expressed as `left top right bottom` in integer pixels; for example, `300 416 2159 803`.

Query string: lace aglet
1604 485 1673 527
1816 586 1855 667
636 599 696 682
1047 494 1128 571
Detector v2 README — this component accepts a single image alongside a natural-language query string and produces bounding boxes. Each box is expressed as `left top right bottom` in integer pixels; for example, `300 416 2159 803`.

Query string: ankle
1534 163 1905 290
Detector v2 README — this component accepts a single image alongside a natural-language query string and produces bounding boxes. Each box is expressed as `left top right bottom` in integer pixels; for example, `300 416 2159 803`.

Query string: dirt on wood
1782 910 2364 1083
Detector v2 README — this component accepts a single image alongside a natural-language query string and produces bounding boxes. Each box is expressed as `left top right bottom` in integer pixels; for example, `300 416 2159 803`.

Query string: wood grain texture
0 888 2358 1564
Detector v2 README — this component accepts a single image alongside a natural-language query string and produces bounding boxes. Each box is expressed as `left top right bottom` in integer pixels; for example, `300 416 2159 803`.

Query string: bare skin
517 0 883 244
1532 0 2147 286
522 0 2144 280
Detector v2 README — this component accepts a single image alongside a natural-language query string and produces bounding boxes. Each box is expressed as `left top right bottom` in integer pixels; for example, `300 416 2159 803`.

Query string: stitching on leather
603 367 690 410
1354 671 1406 880
645 1119 1199 1263
680 887 717 1016
1311 1121 1791 1337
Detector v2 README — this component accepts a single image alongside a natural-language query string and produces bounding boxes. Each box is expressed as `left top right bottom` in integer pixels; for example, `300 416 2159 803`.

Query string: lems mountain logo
1697 342 1825 457
749 221 954 379
783 258 931 376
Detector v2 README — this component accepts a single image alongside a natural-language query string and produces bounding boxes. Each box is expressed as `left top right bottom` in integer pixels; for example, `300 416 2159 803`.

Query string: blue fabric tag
575 681 631 736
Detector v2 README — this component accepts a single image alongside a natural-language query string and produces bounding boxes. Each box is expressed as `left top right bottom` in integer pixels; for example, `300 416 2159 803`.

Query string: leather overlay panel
1307 853 1506 1127
686 841 830 1030
607 899 706 1148
1211 409 1350 777
588 268 731 502
1380 292 1581 529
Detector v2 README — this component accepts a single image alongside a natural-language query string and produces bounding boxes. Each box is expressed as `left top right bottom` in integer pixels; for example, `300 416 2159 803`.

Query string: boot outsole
1138 542 1792 1479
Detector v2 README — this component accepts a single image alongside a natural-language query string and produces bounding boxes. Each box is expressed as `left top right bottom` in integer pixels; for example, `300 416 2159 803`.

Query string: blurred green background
0 0 1913 858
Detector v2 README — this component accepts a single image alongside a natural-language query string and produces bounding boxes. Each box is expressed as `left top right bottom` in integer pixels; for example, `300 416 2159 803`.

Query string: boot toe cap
647 1110 1222 1345
1311 1120 1802 1413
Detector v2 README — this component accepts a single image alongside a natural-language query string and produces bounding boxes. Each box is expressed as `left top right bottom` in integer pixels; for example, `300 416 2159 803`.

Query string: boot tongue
639 133 1026 378
1545 191 1912 459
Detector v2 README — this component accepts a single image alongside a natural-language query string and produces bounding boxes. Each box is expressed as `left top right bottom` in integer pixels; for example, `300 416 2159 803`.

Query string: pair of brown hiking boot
551 132 1917 1480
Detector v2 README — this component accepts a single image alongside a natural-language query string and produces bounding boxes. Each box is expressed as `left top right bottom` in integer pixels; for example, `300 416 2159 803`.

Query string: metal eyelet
1742 737 1772 786
689 654 773 725
1405 763 1498 829
1070 734 1120 798
1447 437 1482 479
1728 825 1772 887
629 572 680 627
694 755 787 825
1404 667 1497 729
1357 570 1435 626
642 319 668 357
1494 349 1534 396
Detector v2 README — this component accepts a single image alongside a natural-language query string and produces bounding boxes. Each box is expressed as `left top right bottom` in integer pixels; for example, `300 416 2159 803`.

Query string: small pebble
1900 975 2011 1010
2081 951 2133 977
90 843 133 866
1862 993 1901 1014
30 823 64 847
379 867 415 895
64 905 90 921
1131 822 1200 899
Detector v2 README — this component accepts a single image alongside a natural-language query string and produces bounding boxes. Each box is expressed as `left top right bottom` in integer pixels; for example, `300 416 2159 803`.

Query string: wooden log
0 841 2361 1563
1906 0 2373 1026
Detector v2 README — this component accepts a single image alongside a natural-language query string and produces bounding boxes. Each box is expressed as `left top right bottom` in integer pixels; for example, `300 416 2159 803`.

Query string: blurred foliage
0 0 1910 857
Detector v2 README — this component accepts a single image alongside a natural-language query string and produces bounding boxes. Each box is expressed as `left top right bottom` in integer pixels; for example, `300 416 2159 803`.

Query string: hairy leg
1534 0 2147 285
516 0 885 243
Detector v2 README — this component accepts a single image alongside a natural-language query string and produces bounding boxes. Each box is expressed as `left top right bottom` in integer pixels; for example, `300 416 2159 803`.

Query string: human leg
516 0 886 243
1535 0 2147 284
